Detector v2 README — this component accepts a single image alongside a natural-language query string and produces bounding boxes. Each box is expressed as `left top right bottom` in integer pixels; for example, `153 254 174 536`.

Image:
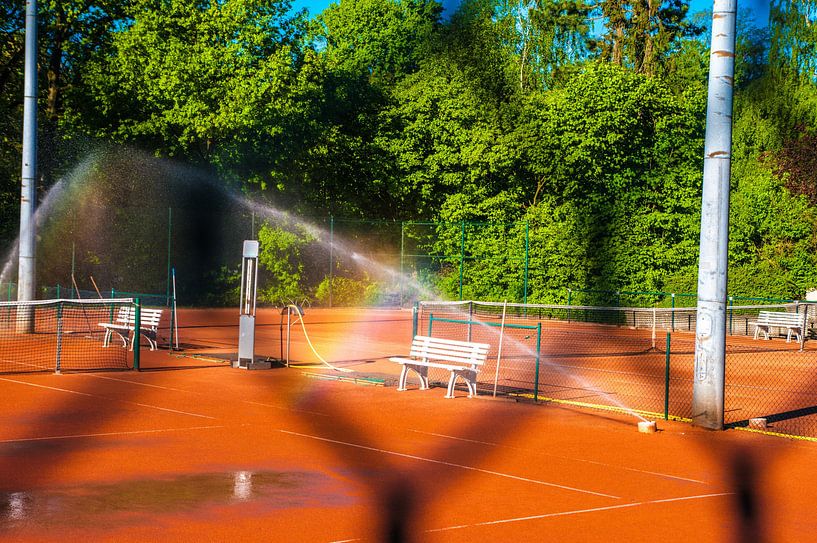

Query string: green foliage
199 266 242 307
1 0 817 306
314 275 386 306
257 223 315 303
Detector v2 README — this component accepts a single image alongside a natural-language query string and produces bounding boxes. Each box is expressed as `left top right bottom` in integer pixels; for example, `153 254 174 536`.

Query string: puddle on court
1 469 352 528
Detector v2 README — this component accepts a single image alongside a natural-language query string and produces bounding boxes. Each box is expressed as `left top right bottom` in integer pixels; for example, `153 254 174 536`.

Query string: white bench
99 306 164 351
750 310 806 343
389 335 490 398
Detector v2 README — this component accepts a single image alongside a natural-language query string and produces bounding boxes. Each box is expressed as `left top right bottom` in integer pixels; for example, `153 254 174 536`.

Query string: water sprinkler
637 421 658 434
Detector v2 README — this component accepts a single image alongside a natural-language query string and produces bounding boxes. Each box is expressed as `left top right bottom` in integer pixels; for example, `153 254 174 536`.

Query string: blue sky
291 0 771 27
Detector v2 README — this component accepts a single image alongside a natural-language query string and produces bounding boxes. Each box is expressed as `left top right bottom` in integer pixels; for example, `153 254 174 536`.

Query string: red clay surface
1 307 816 542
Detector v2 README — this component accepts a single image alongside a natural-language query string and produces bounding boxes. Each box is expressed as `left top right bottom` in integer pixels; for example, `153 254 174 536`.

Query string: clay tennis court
1 307 817 542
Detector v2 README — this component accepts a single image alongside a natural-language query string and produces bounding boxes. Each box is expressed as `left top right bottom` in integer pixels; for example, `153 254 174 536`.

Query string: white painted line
279 429 620 499
426 492 733 532
410 429 708 485
80 374 329 416
0 425 226 444
0 377 95 397
130 402 216 419
0 376 216 420
84 374 191 393
244 400 329 417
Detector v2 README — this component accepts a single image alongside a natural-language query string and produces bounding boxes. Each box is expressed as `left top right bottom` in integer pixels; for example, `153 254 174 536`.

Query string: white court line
0 377 216 420
279 429 620 499
427 492 734 532
410 429 708 485
82 374 329 417
0 425 226 444
84 373 192 393
329 492 733 542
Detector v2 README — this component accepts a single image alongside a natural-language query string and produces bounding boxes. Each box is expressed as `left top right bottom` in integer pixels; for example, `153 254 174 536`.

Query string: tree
71 0 308 175
769 0 817 80
0 4 24 242
513 64 705 297
592 0 698 76
313 0 441 85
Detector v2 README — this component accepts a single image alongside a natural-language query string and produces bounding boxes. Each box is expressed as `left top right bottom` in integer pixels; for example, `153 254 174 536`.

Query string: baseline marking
0 377 216 419
0 425 226 444
279 429 619 499
410 429 707 485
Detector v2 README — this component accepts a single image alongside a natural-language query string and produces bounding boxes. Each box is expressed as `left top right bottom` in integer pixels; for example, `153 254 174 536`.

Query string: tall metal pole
17 0 38 332
692 0 737 430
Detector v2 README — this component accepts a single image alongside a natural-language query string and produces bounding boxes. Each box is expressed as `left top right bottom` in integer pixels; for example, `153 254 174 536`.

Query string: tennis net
0 298 134 373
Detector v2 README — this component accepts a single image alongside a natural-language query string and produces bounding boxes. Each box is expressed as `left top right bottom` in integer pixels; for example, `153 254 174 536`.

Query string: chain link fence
415 300 817 440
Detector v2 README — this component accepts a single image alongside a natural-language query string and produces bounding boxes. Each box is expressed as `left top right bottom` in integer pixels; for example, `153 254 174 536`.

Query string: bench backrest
113 306 163 328
409 335 490 368
757 311 804 327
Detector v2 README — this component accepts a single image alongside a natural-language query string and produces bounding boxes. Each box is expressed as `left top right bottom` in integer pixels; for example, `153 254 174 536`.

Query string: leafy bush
315 276 367 306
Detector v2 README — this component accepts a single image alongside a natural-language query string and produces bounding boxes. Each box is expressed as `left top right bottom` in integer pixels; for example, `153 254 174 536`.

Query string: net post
467 301 473 342
671 293 676 331
799 302 807 352
664 330 671 420
55 301 63 374
133 298 141 371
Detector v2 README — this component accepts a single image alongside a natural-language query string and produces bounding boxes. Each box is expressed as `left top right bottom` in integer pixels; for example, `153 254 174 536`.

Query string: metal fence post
523 222 529 307
133 298 141 371
534 322 542 402
400 221 405 307
459 221 465 301
665 330 671 420
329 216 334 308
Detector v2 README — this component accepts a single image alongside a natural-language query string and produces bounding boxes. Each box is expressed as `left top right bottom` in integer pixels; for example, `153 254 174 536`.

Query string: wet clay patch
1 469 352 530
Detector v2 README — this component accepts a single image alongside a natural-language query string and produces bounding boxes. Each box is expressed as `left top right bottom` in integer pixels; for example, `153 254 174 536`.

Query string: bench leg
397 365 410 391
446 369 477 399
102 328 112 348
398 364 429 391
